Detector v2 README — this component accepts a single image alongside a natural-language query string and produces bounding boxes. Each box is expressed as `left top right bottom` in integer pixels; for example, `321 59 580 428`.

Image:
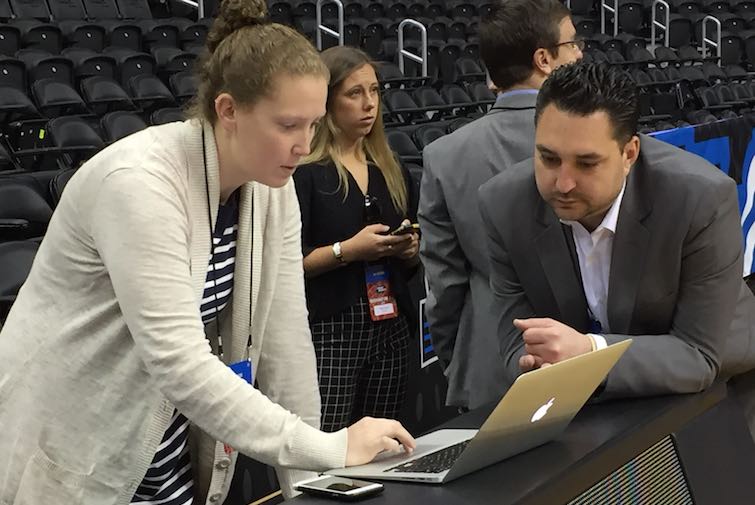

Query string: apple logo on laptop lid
531 397 555 423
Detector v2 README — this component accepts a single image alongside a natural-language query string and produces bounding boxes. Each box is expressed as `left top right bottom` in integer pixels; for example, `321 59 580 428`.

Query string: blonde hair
189 0 329 123
302 46 407 215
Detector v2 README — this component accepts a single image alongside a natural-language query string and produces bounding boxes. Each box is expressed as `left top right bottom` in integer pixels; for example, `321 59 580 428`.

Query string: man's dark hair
479 0 571 90
535 61 640 144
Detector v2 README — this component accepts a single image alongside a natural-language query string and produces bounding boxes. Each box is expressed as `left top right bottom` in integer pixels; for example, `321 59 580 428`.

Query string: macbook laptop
327 339 631 484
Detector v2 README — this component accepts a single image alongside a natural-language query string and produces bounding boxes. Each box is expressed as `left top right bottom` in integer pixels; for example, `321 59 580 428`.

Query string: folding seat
49 167 77 206
588 48 610 63
0 23 22 56
8 0 62 53
103 46 156 86
126 73 175 110
451 2 477 19
114 0 184 51
428 21 448 43
386 129 422 164
413 86 451 118
47 115 104 168
295 18 317 43
151 46 195 79
62 47 117 81
0 180 52 241
446 21 468 44
80 75 134 114
667 14 693 48
733 0 755 15
344 0 364 19
378 39 398 63
364 2 386 20
48 0 106 51
150 107 183 125
573 16 598 38
375 62 405 87
0 141 19 171
614 33 646 57
412 124 446 150
439 42 462 84
31 78 87 116
467 81 495 111
447 116 472 133
383 89 422 123
0 240 40 321
440 83 474 107
678 44 704 64
731 82 755 104
169 70 196 103
702 0 732 14
745 30 755 65
269 1 294 26
679 65 708 86
16 49 88 116
386 1 408 21
292 0 315 18
453 57 485 83
179 21 207 49
407 0 427 19
616 0 644 35
687 109 717 124
425 2 446 18
720 32 744 66
724 63 748 80
606 49 627 65
100 110 148 141
701 61 728 82
697 86 735 114
569 0 594 15
363 21 386 59
654 46 680 65
671 0 701 15
16 48 74 83
626 46 655 66
718 12 748 32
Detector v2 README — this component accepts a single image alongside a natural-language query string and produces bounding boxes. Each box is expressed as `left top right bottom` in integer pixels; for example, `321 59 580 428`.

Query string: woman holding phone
294 46 420 433
0 2 415 504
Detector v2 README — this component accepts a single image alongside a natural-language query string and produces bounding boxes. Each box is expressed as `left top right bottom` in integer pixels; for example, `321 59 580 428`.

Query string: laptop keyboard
383 439 471 474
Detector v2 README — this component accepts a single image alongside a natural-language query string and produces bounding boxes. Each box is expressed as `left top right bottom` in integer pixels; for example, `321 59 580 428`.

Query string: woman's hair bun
206 0 269 54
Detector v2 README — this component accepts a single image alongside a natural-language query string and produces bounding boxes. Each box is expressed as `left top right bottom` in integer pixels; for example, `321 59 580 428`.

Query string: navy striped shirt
132 193 239 505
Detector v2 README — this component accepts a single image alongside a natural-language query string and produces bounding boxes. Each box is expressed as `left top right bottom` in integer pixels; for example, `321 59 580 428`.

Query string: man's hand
514 318 593 372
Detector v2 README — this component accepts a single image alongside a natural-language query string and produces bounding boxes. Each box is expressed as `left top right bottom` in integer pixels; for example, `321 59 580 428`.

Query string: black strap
201 124 253 361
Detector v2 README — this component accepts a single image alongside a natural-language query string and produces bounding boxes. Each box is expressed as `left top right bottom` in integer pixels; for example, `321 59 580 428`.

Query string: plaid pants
311 298 410 432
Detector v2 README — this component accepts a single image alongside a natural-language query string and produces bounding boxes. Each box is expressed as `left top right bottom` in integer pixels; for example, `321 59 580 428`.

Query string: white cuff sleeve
588 333 608 350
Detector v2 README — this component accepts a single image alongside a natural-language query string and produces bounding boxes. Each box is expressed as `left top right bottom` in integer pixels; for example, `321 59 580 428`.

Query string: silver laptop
327 340 631 484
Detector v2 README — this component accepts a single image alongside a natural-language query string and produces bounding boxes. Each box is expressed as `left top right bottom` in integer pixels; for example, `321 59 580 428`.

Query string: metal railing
650 0 670 51
398 19 427 77
316 0 344 50
600 0 619 36
702 15 722 61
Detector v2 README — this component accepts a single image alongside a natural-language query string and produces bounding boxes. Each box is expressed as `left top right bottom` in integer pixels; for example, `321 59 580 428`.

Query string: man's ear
533 47 555 76
622 135 641 176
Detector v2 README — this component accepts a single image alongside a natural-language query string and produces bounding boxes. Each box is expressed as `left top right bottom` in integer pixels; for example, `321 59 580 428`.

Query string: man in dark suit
418 0 583 409
479 61 755 434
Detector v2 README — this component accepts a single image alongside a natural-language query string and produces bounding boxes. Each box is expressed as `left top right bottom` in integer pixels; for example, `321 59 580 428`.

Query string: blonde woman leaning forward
0 2 415 504
294 46 420 433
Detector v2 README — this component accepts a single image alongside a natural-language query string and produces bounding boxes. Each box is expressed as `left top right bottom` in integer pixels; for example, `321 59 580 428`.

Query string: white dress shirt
562 181 627 350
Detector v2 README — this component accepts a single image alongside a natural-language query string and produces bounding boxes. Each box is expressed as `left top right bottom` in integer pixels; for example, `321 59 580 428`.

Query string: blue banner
652 114 755 276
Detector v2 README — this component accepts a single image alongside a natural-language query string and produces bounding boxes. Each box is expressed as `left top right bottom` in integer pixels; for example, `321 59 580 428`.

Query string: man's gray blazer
418 91 538 408
478 135 755 400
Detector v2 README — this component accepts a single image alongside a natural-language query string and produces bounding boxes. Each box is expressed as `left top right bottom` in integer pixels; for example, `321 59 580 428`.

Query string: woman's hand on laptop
346 417 417 466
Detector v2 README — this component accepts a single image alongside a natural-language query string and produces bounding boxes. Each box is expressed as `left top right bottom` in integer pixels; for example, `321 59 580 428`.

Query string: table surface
292 382 727 505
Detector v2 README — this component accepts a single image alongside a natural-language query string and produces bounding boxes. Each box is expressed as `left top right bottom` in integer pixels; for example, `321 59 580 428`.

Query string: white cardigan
0 120 347 505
